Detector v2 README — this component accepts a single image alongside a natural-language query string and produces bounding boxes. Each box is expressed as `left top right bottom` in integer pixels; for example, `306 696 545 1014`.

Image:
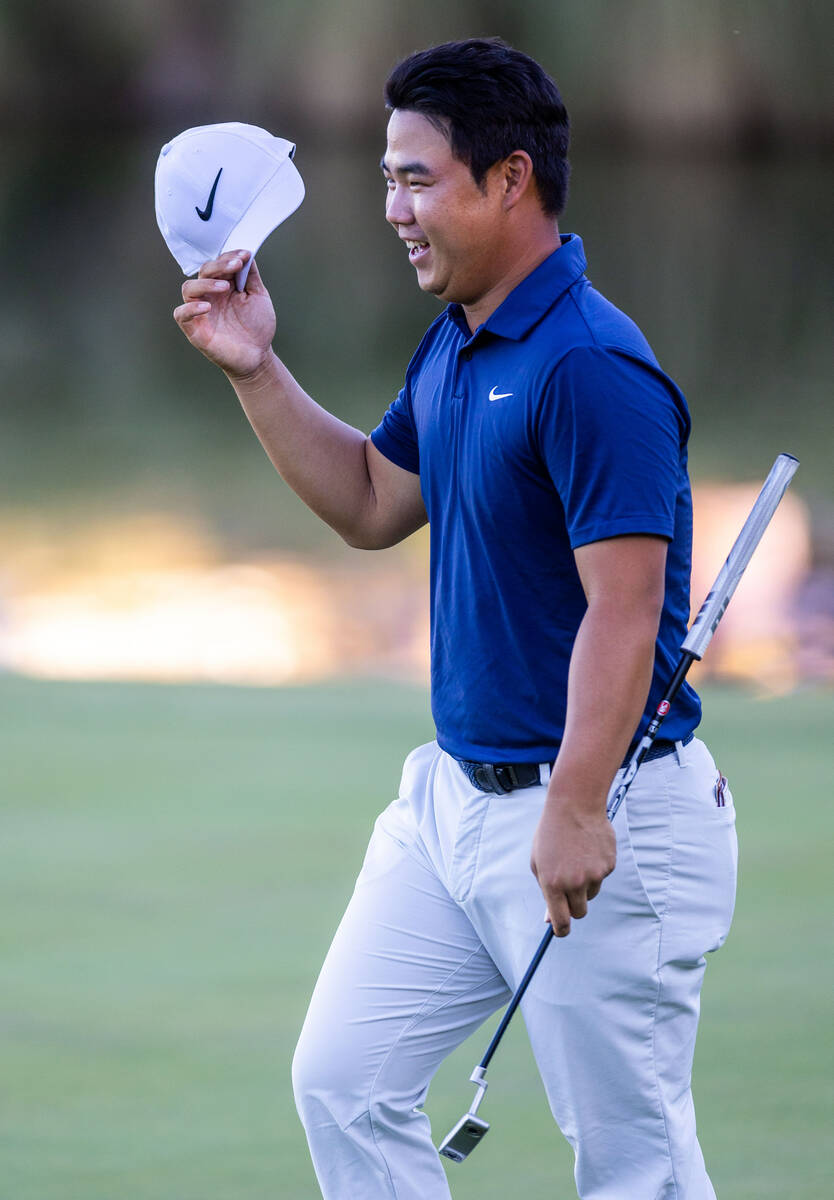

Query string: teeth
407 241 428 251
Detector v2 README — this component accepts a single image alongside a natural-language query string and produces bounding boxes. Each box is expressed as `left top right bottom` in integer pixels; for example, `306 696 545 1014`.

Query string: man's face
382 109 507 307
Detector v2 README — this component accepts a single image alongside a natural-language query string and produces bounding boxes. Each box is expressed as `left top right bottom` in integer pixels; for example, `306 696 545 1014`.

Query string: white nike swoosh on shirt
488 386 514 402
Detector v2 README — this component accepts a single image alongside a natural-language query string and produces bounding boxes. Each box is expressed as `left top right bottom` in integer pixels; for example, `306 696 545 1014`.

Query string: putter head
438 1112 490 1163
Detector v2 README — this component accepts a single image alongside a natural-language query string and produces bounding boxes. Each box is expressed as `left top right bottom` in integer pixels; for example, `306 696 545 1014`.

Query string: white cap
154 122 305 290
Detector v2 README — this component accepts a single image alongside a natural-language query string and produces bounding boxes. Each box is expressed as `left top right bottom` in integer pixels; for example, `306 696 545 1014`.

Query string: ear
501 151 536 211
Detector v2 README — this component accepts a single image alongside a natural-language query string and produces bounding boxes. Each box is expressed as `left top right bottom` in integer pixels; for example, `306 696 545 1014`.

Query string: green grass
1 676 831 1198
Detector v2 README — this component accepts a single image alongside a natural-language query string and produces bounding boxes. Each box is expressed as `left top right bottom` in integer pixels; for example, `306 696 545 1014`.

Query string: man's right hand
173 250 276 381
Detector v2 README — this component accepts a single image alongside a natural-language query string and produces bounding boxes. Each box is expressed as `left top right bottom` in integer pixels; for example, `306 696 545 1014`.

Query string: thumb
242 255 268 295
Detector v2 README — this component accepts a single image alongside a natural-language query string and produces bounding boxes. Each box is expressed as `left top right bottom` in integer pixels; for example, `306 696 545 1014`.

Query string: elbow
623 574 666 637
339 526 375 550
339 524 389 551
638 591 665 646
645 586 666 635
588 590 665 647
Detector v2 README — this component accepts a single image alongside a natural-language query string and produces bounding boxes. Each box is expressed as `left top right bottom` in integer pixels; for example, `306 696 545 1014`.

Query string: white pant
293 737 738 1199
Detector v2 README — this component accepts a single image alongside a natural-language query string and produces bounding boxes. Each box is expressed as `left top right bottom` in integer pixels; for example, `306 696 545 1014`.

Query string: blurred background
0 0 832 689
1 4 833 1199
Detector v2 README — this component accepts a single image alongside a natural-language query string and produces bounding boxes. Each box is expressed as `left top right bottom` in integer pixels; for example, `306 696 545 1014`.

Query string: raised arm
173 249 427 550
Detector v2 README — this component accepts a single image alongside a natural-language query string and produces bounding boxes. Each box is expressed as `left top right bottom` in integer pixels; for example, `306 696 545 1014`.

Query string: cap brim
221 157 305 289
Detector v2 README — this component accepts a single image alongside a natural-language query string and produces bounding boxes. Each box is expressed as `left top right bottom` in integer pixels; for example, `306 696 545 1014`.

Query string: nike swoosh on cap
488 386 514 402
196 168 223 221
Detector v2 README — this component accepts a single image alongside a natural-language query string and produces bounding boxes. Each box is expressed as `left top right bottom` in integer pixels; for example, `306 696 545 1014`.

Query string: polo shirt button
462 350 472 361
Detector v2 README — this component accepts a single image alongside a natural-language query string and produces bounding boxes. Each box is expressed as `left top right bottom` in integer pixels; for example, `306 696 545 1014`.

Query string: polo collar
445 233 587 342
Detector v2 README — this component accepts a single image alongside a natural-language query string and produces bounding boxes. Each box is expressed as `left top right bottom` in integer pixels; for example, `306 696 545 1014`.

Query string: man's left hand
530 799 617 937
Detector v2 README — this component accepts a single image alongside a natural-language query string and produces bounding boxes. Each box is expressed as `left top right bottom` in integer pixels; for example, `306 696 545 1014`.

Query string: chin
426 271 480 306
419 279 448 299
423 276 461 302
414 263 450 299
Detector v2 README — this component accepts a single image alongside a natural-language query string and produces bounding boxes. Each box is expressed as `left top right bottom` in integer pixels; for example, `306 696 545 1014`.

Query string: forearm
174 253 424 548
531 536 666 934
228 351 380 546
546 599 659 813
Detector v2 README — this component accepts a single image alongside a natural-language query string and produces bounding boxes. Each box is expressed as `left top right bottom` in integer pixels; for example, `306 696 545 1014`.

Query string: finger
197 250 251 279
565 887 589 920
586 879 602 903
546 894 572 938
242 256 267 294
182 277 230 301
173 300 212 325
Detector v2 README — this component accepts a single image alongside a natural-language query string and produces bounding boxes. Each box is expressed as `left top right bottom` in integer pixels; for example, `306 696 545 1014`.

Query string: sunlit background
1 0 832 692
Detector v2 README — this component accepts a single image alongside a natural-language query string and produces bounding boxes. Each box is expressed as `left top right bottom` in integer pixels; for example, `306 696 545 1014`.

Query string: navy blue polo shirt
371 234 701 763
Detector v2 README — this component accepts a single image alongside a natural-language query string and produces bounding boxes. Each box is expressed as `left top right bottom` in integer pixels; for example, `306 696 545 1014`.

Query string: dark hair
384 38 570 217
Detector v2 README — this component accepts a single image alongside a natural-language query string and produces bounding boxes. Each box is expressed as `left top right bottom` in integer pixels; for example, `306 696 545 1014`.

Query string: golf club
438 451 800 1164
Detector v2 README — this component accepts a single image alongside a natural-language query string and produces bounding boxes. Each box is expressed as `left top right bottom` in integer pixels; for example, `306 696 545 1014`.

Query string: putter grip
682 453 799 660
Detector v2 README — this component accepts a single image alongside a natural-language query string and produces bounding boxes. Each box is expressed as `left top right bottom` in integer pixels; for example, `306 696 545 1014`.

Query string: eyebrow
380 157 433 177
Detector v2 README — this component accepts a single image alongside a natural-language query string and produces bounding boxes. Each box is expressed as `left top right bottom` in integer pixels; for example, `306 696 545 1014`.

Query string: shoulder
564 280 660 363
522 273 665 383
552 344 690 441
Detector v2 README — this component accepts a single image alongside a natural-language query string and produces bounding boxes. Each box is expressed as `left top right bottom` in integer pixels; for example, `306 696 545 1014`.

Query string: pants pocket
448 793 491 903
622 777 673 921
662 745 739 956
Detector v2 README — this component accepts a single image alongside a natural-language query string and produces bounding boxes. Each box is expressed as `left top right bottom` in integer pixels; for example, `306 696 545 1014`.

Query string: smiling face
382 109 513 311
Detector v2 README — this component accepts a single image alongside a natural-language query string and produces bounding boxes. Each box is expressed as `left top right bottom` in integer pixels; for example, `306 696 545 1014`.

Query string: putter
437 1067 490 1161
439 451 800 1163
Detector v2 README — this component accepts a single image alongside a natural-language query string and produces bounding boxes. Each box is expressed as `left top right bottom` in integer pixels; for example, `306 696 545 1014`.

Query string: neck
462 224 561 332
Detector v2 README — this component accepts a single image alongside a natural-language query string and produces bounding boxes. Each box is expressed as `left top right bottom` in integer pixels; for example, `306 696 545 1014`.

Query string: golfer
174 38 737 1200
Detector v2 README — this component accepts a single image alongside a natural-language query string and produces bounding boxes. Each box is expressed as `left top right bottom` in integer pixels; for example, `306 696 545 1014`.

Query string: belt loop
539 761 552 787
674 738 688 768
482 764 511 794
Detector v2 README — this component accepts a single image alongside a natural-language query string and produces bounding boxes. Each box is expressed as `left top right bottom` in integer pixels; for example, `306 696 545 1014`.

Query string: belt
458 733 695 795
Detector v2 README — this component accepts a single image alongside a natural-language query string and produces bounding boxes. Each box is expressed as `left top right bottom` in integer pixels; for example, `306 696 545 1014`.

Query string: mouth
405 239 430 265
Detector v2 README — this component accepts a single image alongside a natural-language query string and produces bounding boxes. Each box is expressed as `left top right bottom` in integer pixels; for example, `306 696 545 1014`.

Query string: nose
385 182 413 229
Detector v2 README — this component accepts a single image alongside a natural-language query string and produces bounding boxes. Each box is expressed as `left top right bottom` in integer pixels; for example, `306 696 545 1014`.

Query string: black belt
458 733 695 795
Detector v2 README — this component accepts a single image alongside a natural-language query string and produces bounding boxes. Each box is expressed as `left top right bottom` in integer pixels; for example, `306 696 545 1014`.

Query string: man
174 38 737 1200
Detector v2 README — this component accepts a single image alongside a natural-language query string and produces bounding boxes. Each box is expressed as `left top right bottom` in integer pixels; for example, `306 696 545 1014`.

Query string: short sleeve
538 347 690 548
370 386 420 475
